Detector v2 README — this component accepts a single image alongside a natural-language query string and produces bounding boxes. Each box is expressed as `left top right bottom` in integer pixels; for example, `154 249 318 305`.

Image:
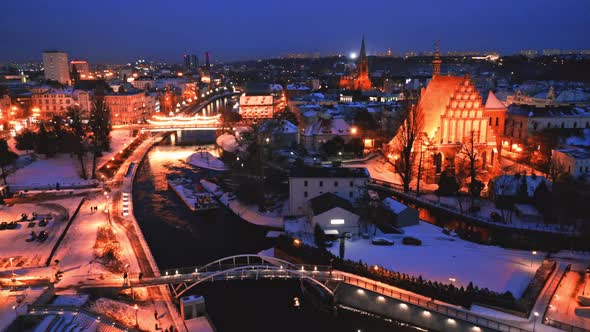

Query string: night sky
1 0 589 63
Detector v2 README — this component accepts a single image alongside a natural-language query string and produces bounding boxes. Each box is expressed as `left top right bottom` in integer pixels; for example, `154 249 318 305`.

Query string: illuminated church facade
339 37 372 91
411 49 498 181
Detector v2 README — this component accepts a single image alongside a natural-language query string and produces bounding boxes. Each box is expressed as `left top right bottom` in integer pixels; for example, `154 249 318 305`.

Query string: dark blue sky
1 0 589 63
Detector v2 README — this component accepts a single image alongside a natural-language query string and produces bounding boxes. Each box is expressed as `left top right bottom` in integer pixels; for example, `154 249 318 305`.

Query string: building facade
43 51 71 85
105 90 152 124
288 167 369 215
551 147 590 178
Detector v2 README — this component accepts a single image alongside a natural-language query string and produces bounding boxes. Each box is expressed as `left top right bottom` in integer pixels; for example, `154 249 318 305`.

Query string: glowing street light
134 304 138 327
349 52 357 59
530 251 538 267
533 311 539 331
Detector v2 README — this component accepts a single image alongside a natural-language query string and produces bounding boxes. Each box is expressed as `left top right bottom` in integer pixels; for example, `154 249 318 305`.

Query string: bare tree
384 101 424 193
457 130 485 210
548 158 565 183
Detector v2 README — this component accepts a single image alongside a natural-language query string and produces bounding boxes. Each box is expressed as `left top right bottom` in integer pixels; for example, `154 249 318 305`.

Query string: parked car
371 237 394 246
6 222 18 230
402 237 422 246
0 222 7 230
38 219 49 227
490 211 503 223
37 231 49 242
28 222 36 228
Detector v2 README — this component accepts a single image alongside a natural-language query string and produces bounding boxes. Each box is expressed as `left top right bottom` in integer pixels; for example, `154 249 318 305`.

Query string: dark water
133 134 424 332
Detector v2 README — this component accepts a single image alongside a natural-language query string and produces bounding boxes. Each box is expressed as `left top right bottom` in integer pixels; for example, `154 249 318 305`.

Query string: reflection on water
133 137 425 332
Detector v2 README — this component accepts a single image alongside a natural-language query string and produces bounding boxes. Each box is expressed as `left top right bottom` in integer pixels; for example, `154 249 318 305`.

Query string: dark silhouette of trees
384 100 424 192
89 93 112 178
0 139 18 185
67 106 89 179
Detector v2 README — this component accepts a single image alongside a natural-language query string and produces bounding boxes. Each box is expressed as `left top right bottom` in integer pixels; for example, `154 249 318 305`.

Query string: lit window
330 219 345 225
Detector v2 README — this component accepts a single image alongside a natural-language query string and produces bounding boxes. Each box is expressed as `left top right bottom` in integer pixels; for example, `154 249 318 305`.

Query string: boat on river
167 178 219 212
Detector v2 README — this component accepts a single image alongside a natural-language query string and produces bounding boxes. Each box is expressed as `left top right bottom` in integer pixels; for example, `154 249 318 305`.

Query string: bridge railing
28 305 138 331
335 272 530 332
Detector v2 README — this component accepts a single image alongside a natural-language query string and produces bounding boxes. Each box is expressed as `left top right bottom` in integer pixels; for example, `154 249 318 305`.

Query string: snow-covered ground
6 129 135 190
329 221 542 298
0 197 83 272
6 154 98 190
187 151 228 171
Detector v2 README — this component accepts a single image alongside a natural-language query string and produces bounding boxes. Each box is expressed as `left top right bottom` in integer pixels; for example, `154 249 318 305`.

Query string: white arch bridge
81 255 336 299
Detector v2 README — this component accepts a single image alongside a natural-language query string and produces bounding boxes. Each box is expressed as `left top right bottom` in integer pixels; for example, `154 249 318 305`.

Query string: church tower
432 41 442 78
339 36 372 91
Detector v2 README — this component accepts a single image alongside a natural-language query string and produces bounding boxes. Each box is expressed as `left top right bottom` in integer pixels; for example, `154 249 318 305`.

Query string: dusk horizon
1 0 590 63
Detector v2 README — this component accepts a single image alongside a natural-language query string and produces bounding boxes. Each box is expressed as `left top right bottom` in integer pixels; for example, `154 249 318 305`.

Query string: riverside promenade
109 134 188 332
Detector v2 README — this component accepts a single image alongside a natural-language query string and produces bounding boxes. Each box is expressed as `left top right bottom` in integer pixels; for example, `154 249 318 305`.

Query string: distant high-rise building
190 55 199 70
183 53 190 71
70 60 90 79
43 50 70 85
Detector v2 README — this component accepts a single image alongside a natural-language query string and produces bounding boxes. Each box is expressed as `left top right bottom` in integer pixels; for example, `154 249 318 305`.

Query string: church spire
432 40 442 78
360 35 367 60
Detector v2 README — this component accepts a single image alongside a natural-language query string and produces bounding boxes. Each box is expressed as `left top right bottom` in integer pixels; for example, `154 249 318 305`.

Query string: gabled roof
310 192 354 215
485 90 506 110
382 197 409 214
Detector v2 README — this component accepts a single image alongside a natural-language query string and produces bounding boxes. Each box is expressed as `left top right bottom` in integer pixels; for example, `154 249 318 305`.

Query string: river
132 133 427 331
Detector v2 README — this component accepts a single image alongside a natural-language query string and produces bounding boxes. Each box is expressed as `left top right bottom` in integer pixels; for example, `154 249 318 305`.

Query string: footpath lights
399 303 408 310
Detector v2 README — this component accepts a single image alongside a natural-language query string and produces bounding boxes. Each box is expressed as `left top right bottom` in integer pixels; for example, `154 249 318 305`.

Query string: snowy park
329 221 543 298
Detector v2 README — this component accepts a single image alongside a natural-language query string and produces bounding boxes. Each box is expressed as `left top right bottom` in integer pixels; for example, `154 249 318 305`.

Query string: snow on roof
302 118 351 137
383 197 408 214
485 90 506 110
565 129 590 147
556 89 590 103
260 119 298 134
555 146 590 159
286 83 311 91
216 133 239 152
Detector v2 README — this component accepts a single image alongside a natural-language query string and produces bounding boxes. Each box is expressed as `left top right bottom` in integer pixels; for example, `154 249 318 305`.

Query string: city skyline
1 0 590 63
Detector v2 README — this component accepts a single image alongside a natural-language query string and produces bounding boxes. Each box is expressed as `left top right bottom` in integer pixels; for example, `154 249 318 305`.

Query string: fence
336 272 531 332
27 305 138 332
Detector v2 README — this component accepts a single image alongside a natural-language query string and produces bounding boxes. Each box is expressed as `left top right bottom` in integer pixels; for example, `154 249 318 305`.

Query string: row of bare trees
14 94 111 180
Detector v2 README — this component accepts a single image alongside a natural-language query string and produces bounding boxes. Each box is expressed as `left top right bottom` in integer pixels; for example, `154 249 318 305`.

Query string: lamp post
9 257 14 280
530 251 537 267
533 311 539 331
134 304 139 328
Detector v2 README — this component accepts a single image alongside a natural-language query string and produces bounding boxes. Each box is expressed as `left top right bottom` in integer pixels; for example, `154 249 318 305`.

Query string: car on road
0 222 7 230
39 219 49 227
402 237 422 246
37 231 49 242
371 237 394 246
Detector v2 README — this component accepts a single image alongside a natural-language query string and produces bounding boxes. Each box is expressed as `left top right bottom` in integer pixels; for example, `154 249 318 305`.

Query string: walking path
108 134 187 332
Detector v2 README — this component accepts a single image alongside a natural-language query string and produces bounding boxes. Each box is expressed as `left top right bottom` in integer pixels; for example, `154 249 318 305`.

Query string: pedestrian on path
154 310 158 320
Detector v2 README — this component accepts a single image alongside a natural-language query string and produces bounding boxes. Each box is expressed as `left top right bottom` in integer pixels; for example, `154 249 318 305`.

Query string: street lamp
449 277 456 285
530 251 538 267
134 304 139 327
9 257 14 279
533 311 539 331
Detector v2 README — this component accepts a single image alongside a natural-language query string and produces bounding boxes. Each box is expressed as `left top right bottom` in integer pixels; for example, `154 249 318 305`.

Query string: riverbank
200 179 283 229
111 133 187 332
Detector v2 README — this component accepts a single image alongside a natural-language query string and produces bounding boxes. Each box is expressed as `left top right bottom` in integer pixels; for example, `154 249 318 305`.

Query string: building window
304 180 308 187
561 122 565 129
489 117 492 126
495 117 499 126
304 191 308 198
334 181 338 187
330 219 345 225
349 181 353 187
319 181 323 187
349 192 353 198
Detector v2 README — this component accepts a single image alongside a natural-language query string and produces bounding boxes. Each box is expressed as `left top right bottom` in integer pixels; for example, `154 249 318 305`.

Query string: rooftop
555 146 590 159
310 192 354 215
290 166 369 178
507 104 590 118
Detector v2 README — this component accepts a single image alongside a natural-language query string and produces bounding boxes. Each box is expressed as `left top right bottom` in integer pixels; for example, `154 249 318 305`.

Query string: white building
43 51 70 85
551 146 590 178
70 60 90 79
288 167 369 215
31 86 74 119
309 193 360 236
105 90 152 124
300 118 355 150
